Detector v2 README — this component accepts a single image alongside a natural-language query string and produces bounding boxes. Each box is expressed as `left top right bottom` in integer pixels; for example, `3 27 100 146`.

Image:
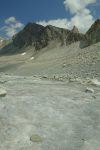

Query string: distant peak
71 26 79 33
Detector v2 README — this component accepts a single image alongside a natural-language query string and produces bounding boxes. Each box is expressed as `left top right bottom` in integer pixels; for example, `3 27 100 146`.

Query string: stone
30 134 43 143
0 88 7 97
85 87 94 93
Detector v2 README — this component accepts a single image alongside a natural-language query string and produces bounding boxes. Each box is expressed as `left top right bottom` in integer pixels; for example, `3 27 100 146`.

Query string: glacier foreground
0 75 100 150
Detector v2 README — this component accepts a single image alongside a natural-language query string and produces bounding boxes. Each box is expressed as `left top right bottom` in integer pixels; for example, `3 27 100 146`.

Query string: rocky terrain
0 20 100 79
0 19 100 150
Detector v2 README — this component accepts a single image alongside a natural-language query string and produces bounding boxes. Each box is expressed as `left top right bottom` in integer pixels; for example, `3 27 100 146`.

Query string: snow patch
30 57 34 60
0 40 3 43
21 52 26 56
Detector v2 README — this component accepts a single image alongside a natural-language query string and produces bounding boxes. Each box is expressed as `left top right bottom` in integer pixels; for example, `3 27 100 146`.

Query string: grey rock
71 26 79 33
30 134 43 143
85 87 94 93
0 88 7 97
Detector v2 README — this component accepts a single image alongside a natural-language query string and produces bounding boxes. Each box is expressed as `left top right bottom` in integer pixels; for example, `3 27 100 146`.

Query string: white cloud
63 0 96 32
1 17 24 38
5 16 17 24
64 0 96 14
37 19 68 29
37 0 97 33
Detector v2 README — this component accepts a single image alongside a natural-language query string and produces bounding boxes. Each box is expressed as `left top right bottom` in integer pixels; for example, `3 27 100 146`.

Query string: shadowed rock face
80 19 100 48
86 19 100 44
0 23 85 54
13 23 46 49
66 32 85 45
12 23 71 50
1 20 100 54
13 23 85 50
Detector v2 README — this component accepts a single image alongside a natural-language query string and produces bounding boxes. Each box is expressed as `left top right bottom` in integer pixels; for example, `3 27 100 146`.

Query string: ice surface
0 75 100 150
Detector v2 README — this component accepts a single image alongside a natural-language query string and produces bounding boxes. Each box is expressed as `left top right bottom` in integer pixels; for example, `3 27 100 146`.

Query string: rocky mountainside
0 19 100 55
80 19 100 48
0 23 85 55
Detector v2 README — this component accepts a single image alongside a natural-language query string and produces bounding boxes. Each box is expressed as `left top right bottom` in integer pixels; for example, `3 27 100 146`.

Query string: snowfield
0 75 100 150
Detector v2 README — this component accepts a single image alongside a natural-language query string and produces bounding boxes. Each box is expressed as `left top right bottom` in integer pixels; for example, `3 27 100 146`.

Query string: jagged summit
71 26 79 33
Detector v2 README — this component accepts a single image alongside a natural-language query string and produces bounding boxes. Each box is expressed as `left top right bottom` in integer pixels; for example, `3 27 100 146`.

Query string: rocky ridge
0 19 100 55
0 23 85 54
12 23 85 50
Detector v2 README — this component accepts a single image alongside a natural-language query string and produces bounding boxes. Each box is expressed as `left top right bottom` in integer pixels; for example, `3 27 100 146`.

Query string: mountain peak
71 26 79 33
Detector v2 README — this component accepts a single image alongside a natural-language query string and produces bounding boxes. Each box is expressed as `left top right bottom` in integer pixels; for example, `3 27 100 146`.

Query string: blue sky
0 0 100 38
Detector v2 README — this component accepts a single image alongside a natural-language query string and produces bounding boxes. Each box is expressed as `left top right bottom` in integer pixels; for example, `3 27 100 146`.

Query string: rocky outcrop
80 19 100 48
0 88 7 97
0 22 86 55
66 26 85 45
13 23 85 50
66 32 85 45
71 26 79 33
12 23 71 50
1 20 100 54
13 23 84 50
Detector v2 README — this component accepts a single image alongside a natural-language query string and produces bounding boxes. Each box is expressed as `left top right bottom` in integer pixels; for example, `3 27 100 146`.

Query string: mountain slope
0 23 85 55
0 20 100 78
0 41 100 79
